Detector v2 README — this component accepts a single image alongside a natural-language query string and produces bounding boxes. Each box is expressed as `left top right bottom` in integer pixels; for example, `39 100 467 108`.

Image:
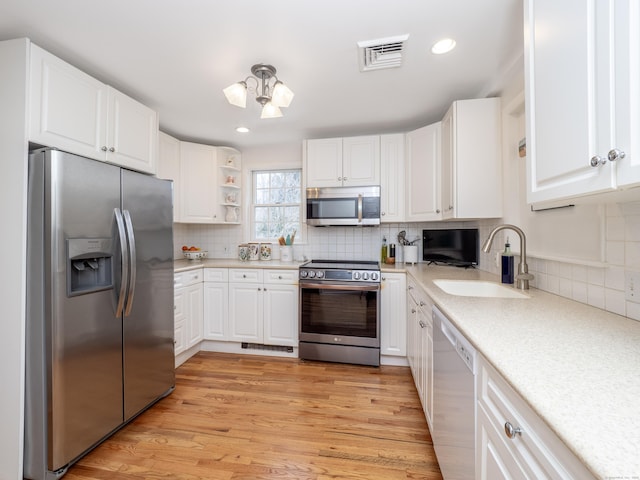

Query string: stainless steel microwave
306 186 380 226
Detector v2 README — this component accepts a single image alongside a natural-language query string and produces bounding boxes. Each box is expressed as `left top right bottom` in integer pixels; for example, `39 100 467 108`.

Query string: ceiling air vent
357 34 409 72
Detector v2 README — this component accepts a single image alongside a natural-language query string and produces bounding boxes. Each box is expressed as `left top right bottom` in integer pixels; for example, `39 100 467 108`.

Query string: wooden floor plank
64 352 443 480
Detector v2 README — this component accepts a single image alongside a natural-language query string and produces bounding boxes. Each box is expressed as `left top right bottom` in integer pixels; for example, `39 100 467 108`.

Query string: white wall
0 38 29 480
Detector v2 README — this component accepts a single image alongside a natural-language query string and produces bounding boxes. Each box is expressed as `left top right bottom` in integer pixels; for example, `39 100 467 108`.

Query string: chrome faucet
482 224 534 290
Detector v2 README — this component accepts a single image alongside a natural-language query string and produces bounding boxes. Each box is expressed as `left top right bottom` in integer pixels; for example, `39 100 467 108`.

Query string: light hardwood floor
65 352 443 479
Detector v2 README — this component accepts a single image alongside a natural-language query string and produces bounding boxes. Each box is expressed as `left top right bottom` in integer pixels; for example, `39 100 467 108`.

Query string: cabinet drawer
264 269 297 284
204 268 228 282
229 268 263 283
175 269 203 288
477 359 595 479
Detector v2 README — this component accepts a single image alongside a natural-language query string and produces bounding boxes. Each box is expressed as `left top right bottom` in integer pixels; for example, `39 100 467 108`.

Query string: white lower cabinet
476 356 596 480
406 275 433 429
228 268 298 346
173 270 203 357
380 272 407 356
203 268 229 340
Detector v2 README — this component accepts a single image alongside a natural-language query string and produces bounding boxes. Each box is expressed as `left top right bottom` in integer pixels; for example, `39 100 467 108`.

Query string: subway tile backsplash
175 200 640 323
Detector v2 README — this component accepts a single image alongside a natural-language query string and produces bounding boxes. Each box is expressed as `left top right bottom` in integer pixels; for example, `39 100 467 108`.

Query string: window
252 169 301 241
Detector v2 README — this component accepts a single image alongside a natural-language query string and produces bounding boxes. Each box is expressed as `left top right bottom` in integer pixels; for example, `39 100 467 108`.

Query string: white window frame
250 168 303 242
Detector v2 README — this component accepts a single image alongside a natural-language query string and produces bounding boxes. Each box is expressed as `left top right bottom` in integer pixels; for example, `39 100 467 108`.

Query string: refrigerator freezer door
121 170 175 420
25 150 124 476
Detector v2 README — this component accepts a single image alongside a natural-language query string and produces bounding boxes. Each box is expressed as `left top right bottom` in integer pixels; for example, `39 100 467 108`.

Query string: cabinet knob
418 320 426 328
278 275 283 279
109 147 115 153
263 287 267 291
381 212 386 216
436 209 441 214
411 308 417 314
258 287 262 291
243 274 246 278
343 177 348 181
608 148 626 162
338 176 342 181
590 155 606 167
419 301 426 307
101 146 108 151
408 286 414 290
504 422 523 439
448 205 454 211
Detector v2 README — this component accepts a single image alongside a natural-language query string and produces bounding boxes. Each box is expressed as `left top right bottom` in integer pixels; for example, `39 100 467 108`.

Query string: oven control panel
299 269 380 282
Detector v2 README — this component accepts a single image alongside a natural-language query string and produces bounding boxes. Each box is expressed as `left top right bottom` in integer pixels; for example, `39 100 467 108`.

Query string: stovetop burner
300 259 380 270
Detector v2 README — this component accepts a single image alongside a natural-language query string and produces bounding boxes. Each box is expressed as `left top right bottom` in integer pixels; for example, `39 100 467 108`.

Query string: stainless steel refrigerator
24 149 175 480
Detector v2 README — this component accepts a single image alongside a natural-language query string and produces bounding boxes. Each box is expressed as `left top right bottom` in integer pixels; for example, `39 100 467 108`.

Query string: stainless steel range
298 260 381 366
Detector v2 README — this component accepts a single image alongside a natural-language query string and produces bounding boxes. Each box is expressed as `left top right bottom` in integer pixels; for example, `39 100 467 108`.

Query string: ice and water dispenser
67 238 114 296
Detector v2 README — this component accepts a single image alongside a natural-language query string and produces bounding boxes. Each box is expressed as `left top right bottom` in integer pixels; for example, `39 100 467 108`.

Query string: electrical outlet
625 271 640 303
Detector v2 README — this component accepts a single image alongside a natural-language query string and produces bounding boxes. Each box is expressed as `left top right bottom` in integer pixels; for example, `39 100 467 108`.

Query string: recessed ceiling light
431 38 456 55
236 126 250 133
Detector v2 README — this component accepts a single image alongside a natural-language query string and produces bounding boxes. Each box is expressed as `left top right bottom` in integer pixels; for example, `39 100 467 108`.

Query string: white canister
248 243 260 260
404 245 418 264
238 244 250 261
260 243 272 261
280 245 293 262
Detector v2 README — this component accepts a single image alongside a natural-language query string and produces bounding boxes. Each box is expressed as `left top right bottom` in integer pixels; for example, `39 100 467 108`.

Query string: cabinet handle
504 422 523 439
590 155 606 167
418 320 426 328
608 148 626 162
408 286 414 290
101 146 108 152
411 308 417 314
419 301 426 307
109 147 115 153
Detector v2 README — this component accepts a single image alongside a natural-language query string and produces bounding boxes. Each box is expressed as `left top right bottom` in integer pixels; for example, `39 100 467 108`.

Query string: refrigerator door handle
123 209 137 316
114 208 129 317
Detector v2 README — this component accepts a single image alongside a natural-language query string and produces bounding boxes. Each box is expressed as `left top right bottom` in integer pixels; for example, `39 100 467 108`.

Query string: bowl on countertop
183 250 207 260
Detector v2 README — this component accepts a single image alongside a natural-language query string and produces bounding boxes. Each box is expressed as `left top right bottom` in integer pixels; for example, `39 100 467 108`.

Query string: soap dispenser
501 237 514 284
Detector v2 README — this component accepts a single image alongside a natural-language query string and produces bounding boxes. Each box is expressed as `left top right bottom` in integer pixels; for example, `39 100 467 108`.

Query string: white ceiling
0 0 523 150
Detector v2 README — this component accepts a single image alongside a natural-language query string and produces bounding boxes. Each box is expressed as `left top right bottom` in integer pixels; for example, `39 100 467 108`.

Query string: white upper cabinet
157 132 181 222
29 44 158 174
405 122 443 222
306 135 380 187
525 0 640 203
179 142 219 223
380 133 405 222
443 98 502 219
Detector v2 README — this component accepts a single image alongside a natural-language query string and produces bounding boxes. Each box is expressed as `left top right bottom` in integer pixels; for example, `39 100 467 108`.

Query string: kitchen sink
433 279 529 299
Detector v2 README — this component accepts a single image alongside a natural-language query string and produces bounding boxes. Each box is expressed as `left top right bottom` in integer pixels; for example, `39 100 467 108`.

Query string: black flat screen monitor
422 228 479 267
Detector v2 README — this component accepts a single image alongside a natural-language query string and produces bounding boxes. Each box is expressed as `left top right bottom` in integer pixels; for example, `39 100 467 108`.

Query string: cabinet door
380 134 405 222
158 132 181 222
29 44 107 161
405 123 442 221
525 0 616 203
263 284 298 346
185 283 203 349
451 98 502 218
203 281 229 340
173 287 187 355
342 135 380 186
106 87 158 174
477 405 527 480
306 138 343 187
228 283 263 342
380 273 407 356
615 2 640 187
179 142 219 223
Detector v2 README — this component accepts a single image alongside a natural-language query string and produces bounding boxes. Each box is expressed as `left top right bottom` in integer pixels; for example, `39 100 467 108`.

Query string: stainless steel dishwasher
432 305 476 480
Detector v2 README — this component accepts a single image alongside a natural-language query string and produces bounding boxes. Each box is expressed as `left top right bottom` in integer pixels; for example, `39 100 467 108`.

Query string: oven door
299 281 380 348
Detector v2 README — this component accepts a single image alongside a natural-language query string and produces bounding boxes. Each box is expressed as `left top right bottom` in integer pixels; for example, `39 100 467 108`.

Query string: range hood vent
357 34 409 72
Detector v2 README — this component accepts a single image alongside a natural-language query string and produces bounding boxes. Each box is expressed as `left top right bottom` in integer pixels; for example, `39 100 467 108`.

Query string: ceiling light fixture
223 64 294 119
431 38 457 55
235 126 250 133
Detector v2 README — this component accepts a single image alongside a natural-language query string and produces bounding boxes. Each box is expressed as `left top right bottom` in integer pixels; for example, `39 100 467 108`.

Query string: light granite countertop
174 259 639 478
174 258 304 273
404 264 640 480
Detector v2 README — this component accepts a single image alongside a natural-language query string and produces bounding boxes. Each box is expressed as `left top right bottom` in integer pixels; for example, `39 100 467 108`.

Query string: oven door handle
300 282 379 292
357 194 363 223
